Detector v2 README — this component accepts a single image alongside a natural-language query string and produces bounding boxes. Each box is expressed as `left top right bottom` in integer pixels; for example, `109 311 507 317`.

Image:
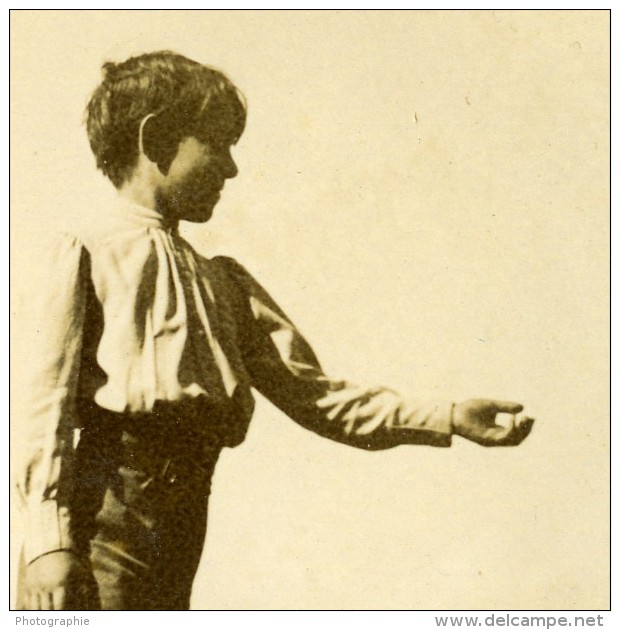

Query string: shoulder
210 255 251 281
50 230 87 250
208 256 273 300
208 256 289 321
178 242 252 286
178 242 272 304
33 232 92 292
42 230 90 269
190 252 265 310
196 254 253 303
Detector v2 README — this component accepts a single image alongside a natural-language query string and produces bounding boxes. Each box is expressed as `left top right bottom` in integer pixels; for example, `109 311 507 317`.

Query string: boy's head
86 51 246 189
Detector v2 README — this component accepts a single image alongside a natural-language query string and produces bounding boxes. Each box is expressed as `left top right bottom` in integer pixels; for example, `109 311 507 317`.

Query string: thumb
491 414 516 442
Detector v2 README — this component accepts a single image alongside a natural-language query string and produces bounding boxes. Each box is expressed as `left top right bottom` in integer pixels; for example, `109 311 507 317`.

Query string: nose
221 153 238 179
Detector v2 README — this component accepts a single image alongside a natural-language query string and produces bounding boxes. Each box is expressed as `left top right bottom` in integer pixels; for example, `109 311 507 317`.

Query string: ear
139 113 182 176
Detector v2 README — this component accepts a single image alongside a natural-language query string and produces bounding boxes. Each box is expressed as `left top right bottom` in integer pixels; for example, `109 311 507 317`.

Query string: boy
16 51 534 610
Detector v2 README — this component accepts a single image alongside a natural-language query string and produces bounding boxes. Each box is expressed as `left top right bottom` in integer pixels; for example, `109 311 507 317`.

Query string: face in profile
158 134 239 223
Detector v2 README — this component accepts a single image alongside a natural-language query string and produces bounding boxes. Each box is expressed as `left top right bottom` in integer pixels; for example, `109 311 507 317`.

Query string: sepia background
10 10 610 609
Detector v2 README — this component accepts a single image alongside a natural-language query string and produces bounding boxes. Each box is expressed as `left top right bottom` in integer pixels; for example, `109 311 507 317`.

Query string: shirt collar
114 196 179 233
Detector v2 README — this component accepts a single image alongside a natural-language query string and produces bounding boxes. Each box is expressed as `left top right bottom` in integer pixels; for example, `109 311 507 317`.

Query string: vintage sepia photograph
10 10 610 612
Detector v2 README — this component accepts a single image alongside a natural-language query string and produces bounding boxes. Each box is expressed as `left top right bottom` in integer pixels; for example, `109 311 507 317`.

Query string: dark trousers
19 405 222 610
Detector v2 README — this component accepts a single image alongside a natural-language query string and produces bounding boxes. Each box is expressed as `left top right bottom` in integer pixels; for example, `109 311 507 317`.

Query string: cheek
169 140 206 178
170 157 200 182
175 170 218 207
174 165 205 193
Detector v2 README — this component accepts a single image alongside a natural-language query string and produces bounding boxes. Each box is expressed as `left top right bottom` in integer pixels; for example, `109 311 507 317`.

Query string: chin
182 203 216 223
185 213 214 224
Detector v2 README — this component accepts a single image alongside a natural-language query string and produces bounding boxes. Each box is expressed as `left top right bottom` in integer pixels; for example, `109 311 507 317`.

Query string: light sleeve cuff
394 398 454 447
23 501 75 565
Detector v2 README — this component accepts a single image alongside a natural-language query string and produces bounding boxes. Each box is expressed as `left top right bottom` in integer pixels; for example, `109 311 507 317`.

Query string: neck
118 179 158 212
117 167 179 227
117 172 179 231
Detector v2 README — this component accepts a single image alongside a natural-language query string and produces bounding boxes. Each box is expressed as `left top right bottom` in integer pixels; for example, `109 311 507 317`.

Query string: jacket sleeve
14 233 89 564
217 257 453 450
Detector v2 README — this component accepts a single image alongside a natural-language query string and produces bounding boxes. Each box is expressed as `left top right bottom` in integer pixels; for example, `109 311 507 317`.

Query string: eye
215 142 234 159
215 137 233 151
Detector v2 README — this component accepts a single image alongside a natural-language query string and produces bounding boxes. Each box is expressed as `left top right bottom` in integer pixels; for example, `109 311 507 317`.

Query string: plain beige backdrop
10 10 610 609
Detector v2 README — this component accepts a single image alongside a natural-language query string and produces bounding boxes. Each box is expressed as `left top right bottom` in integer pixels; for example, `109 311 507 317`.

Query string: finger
39 590 53 611
481 416 515 445
507 416 535 445
488 400 524 415
52 587 66 611
29 591 41 610
491 416 535 446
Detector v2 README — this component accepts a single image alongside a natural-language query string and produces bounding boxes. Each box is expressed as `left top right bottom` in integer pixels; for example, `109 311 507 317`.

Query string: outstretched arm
217 257 533 450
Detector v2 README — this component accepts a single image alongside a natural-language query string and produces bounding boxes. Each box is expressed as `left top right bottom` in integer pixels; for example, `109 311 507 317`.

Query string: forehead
191 91 245 144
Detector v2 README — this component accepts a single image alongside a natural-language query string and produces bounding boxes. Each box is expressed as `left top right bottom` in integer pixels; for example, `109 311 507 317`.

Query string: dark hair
86 51 246 187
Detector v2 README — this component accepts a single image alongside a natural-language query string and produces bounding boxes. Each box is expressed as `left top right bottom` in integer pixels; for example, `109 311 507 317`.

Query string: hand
21 550 95 610
452 399 534 446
